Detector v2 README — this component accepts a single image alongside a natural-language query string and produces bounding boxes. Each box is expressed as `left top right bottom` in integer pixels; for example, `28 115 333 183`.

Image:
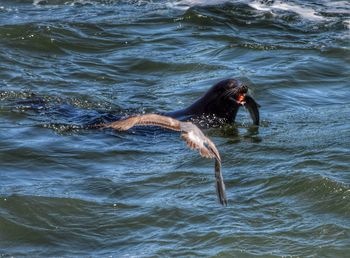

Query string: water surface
0 0 349 256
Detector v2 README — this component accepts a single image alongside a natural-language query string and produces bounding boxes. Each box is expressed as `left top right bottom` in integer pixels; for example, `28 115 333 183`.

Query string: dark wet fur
165 79 260 126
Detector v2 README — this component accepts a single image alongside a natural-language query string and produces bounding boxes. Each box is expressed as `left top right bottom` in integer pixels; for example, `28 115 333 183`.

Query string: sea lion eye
240 85 248 93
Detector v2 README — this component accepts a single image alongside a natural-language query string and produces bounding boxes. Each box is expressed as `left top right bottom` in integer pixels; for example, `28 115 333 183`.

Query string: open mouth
236 94 246 105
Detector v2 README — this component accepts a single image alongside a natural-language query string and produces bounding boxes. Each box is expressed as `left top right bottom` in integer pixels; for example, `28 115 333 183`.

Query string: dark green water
0 0 349 257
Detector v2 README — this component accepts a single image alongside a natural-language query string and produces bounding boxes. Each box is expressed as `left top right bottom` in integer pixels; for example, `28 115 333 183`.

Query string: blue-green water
0 0 349 256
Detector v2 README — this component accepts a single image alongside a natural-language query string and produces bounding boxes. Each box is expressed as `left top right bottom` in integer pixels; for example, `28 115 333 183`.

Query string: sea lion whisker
223 88 238 98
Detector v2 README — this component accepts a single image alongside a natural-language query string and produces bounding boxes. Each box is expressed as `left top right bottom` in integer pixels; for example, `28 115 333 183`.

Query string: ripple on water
1 0 350 257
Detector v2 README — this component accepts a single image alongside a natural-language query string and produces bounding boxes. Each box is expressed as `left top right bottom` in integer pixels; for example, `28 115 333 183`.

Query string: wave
0 0 348 56
249 0 324 21
236 171 350 218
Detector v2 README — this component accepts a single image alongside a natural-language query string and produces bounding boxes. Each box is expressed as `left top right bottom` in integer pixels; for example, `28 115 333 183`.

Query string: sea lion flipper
244 95 260 126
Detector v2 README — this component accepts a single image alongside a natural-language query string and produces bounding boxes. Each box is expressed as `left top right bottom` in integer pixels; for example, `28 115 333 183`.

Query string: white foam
250 1 324 21
344 19 350 29
167 0 229 10
249 1 271 11
324 1 350 10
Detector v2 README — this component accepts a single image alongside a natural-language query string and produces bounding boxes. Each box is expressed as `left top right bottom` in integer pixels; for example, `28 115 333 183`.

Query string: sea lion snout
238 84 248 94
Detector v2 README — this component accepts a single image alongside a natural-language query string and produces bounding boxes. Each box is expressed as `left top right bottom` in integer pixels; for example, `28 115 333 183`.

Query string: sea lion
166 79 260 126
96 79 260 205
100 114 227 206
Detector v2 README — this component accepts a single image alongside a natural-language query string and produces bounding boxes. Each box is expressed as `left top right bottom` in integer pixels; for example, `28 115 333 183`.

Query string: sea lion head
201 79 250 122
169 79 260 125
226 81 249 106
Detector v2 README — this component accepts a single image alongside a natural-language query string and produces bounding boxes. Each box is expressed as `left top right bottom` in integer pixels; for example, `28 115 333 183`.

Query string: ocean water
0 0 349 256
